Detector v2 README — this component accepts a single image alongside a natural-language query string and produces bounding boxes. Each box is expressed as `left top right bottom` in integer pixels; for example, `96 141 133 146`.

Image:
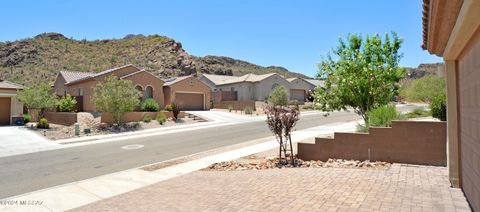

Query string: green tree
314 32 405 125
268 86 288 106
16 82 58 121
92 76 141 124
405 75 446 103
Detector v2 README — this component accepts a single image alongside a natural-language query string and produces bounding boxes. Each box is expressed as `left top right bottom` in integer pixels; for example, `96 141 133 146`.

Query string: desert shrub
58 95 77 112
140 98 159 112
37 118 49 129
268 86 288 106
142 115 152 123
244 106 253 115
368 104 406 128
156 112 166 125
405 108 431 119
164 104 173 111
171 102 182 120
405 75 446 103
228 105 233 112
23 114 31 123
430 94 447 121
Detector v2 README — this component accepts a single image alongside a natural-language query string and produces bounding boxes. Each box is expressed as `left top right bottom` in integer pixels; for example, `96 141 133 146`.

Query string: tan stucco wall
0 89 24 124
122 72 165 108
164 76 211 110
289 78 315 91
62 66 162 112
216 82 254 101
54 74 67 96
457 25 480 211
253 74 291 101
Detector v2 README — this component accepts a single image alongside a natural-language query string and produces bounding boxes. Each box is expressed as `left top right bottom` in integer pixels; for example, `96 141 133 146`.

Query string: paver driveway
72 164 472 212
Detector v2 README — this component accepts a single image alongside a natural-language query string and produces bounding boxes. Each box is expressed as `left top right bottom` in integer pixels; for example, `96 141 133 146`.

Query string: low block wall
213 100 256 111
44 112 78 126
101 111 185 123
298 121 447 166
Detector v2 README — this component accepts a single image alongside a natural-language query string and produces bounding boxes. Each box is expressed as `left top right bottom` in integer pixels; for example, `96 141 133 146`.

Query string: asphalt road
0 105 421 199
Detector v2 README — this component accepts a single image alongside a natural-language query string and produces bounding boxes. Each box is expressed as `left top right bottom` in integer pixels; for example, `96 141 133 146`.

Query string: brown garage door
0 97 11 125
290 89 305 103
175 93 204 110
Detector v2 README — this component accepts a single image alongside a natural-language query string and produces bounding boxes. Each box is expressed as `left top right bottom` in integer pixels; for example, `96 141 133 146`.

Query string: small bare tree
265 105 300 165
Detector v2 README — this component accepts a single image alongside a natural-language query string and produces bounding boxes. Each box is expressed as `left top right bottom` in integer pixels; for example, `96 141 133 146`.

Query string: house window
230 87 234 92
78 88 84 96
145 86 153 99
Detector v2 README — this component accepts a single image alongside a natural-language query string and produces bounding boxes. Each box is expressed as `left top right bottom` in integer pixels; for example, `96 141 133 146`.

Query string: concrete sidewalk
0 121 358 212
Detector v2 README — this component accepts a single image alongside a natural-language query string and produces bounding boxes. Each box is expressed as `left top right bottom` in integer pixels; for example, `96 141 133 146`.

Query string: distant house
200 73 292 102
286 78 321 103
0 80 24 125
201 73 324 103
163 75 211 110
53 64 165 112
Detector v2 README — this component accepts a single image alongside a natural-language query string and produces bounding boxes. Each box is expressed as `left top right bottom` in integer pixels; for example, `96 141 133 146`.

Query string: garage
175 92 204 110
0 97 11 125
290 89 306 103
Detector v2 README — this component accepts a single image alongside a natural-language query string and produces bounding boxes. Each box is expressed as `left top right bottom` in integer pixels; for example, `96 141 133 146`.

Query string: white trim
0 93 16 97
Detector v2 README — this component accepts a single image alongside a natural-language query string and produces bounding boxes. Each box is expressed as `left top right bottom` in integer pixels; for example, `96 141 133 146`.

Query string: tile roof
304 79 324 87
0 80 23 89
163 75 192 86
59 70 94 84
64 64 138 85
202 73 277 86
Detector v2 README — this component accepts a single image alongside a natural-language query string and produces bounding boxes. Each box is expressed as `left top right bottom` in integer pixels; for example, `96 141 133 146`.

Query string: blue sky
0 0 442 77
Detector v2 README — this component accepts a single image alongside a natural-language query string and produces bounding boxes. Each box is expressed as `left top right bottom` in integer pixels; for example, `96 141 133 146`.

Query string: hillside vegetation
0 33 308 85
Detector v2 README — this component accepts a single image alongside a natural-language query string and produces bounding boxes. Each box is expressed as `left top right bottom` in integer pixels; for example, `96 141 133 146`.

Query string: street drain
121 144 144 150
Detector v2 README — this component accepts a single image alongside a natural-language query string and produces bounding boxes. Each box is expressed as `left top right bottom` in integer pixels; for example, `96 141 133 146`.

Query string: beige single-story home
0 80 24 125
54 64 165 112
200 73 293 101
163 75 211 110
422 0 480 210
286 77 321 103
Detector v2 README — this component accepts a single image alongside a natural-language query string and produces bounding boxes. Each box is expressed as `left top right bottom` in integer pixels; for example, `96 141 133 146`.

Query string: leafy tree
16 82 58 121
430 93 446 121
404 75 446 103
58 95 77 112
314 32 405 125
92 76 141 124
268 86 288 106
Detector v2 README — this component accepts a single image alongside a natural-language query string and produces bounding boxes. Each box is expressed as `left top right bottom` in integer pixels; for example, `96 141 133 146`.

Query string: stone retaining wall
44 112 78 126
298 121 447 166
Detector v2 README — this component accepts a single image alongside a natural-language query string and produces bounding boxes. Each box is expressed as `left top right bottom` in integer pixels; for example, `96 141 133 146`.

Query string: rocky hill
405 62 445 79
0 33 308 85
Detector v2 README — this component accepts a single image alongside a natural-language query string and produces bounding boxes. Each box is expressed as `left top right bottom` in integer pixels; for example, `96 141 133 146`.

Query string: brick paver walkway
71 164 471 212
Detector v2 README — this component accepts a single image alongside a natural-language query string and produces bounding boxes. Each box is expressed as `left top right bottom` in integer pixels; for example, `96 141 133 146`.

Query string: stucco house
163 75 211 110
286 77 321 103
422 0 480 210
54 64 165 112
200 73 293 101
0 80 24 125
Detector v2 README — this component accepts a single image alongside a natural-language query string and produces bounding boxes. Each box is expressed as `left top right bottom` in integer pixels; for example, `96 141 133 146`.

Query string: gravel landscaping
29 112 202 140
